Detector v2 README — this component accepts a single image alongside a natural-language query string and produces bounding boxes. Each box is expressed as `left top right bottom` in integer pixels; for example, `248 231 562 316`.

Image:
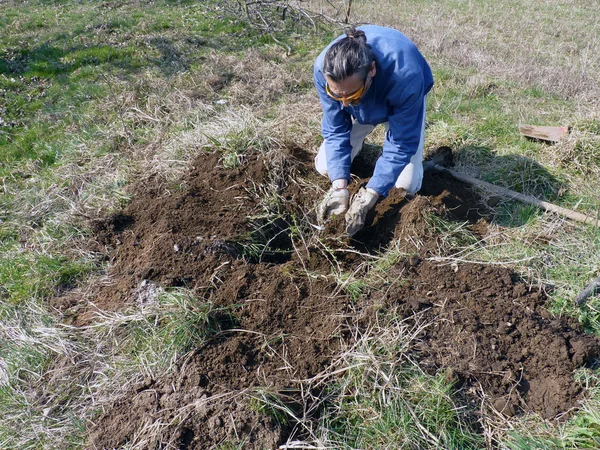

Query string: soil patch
380 260 599 420
70 146 600 449
55 151 292 323
348 148 493 252
89 263 348 449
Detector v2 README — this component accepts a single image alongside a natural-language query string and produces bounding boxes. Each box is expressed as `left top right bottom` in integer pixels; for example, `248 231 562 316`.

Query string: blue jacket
314 25 433 197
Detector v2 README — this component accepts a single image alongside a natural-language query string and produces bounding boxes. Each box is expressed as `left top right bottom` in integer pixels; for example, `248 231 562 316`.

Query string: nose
341 99 351 107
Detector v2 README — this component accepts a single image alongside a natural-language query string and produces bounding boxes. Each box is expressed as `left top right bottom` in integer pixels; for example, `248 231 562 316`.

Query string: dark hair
323 28 374 82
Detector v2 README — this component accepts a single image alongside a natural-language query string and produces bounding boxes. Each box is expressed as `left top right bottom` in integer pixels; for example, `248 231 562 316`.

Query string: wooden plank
519 125 569 143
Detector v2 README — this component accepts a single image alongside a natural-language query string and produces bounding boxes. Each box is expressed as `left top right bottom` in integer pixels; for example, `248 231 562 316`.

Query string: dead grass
0 281 222 449
215 48 308 106
279 310 481 449
543 121 600 178
311 0 600 107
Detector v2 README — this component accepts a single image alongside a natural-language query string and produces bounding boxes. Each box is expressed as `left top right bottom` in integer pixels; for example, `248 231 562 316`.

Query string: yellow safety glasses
325 82 366 103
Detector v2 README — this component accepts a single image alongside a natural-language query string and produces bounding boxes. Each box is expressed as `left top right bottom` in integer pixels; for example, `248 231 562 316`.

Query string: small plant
344 278 367 302
424 213 479 255
221 150 244 169
249 389 296 427
216 441 249 450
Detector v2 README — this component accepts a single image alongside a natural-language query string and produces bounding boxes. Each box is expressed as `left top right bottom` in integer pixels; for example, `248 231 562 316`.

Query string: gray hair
323 28 374 82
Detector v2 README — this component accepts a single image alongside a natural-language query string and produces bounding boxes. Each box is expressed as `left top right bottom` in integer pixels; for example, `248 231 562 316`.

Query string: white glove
319 187 350 221
345 187 379 236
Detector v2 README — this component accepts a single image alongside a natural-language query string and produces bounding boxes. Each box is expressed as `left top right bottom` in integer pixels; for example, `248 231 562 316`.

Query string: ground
53 147 599 449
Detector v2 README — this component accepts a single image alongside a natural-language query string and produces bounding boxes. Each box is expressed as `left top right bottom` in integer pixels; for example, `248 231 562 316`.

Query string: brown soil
59 147 599 449
382 261 598 419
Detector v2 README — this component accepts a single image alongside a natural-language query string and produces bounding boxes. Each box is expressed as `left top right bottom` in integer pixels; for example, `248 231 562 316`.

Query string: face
325 62 376 107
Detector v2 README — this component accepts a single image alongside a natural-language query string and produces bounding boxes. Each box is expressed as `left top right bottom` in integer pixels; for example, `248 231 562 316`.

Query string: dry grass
543 122 600 178
311 0 600 108
278 310 481 449
120 48 318 183
0 283 220 448
210 48 308 106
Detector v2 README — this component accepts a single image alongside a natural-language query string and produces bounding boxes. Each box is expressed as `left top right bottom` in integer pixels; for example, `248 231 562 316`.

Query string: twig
427 255 536 266
101 73 132 145
344 0 352 23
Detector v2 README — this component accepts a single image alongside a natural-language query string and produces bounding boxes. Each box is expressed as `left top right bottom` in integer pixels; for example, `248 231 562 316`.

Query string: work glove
319 187 350 221
345 187 379 236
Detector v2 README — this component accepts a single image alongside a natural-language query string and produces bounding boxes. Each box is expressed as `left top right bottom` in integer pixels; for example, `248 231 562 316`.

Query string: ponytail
323 27 374 82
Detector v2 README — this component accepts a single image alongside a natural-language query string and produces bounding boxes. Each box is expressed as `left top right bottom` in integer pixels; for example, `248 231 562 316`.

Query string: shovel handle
576 276 600 306
427 163 598 225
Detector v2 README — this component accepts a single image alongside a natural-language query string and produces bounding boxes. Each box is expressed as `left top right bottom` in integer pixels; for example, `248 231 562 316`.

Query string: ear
368 61 376 77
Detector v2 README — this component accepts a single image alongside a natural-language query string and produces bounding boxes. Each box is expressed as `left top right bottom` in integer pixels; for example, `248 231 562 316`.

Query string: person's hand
345 187 379 236
319 187 350 221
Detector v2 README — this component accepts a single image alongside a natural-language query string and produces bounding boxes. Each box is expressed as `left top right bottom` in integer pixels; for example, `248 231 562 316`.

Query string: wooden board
519 125 569 143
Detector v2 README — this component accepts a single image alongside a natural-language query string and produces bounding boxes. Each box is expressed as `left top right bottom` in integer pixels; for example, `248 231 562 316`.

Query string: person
314 25 434 235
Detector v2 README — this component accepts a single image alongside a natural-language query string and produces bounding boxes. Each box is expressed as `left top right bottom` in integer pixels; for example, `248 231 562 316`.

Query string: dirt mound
348 160 493 253
89 263 347 449
381 261 598 419
56 151 285 323
75 147 599 448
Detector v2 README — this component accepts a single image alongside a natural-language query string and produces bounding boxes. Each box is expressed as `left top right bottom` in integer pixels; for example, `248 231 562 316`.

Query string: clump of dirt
55 151 294 323
347 147 493 253
69 145 600 449
391 195 439 250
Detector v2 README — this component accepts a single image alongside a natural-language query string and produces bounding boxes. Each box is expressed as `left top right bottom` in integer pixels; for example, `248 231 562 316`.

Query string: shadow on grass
454 144 566 227
0 21 278 162
0 36 212 78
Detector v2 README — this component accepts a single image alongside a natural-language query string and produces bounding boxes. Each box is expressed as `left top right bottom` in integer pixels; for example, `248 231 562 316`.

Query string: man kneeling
314 25 433 235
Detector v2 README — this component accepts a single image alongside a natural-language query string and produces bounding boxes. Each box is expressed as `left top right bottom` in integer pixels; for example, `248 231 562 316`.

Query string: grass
0 0 599 448
249 390 294 427
289 313 483 449
0 285 225 448
423 71 596 212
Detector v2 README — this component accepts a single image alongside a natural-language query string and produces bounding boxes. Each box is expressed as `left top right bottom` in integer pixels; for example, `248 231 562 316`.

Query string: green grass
324 372 481 449
426 69 591 209
312 315 482 449
249 390 294 427
99 287 225 372
0 253 95 302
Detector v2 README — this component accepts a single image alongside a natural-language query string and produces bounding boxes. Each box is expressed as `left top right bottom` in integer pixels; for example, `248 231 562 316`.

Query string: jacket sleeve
313 66 353 182
366 74 425 197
